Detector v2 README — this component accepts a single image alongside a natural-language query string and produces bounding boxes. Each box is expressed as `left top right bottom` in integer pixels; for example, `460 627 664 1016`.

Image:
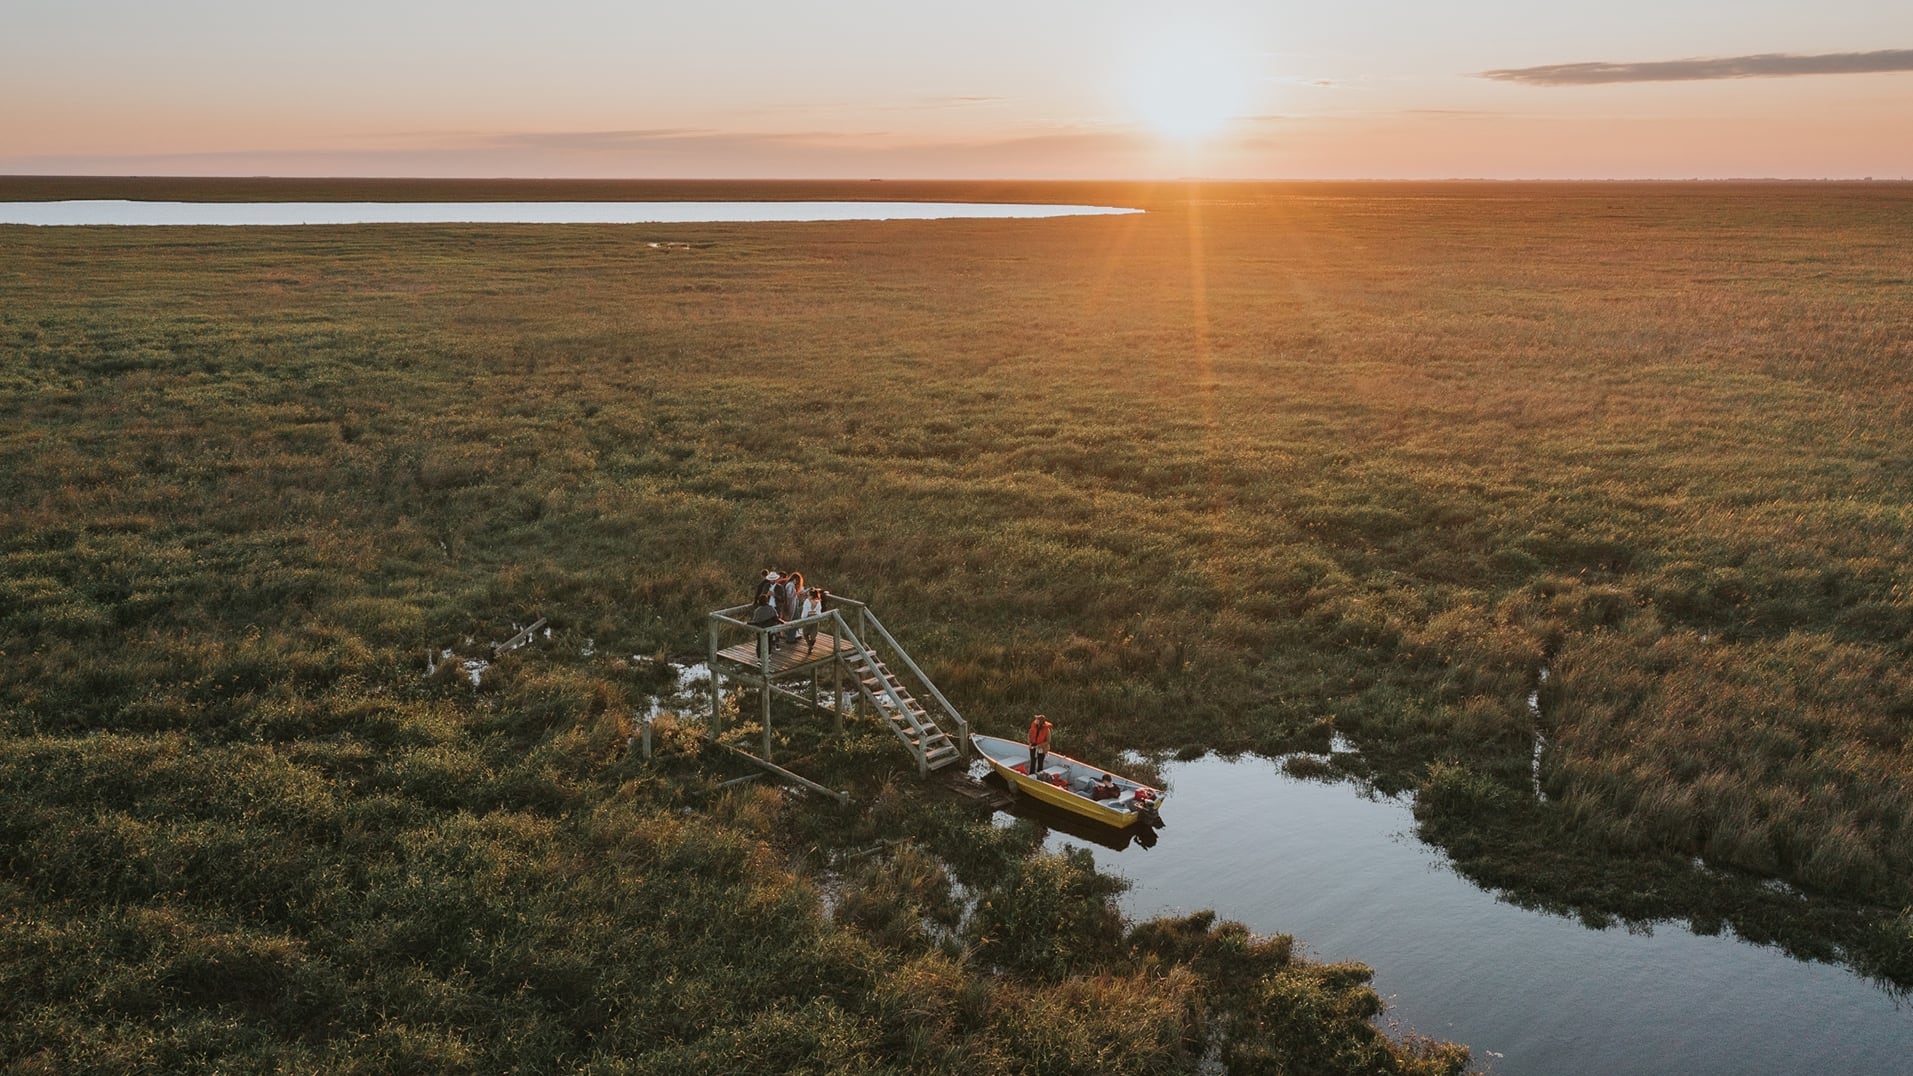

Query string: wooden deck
714 631 856 677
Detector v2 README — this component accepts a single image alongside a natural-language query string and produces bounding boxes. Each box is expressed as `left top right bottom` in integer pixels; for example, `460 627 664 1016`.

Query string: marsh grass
4 177 1911 1064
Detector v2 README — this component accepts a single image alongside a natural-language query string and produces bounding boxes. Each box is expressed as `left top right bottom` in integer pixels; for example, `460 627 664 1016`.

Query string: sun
1126 29 1251 143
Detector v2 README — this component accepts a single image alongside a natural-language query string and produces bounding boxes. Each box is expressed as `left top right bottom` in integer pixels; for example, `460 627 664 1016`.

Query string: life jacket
1028 719 1051 748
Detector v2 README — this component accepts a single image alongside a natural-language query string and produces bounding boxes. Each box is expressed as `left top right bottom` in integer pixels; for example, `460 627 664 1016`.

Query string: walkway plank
714 632 855 677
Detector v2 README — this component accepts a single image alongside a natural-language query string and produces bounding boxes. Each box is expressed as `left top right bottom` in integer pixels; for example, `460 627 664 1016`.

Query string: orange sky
3 1 1910 178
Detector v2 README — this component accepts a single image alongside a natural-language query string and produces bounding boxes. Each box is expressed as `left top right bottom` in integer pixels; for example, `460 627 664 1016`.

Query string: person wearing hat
1027 714 1053 775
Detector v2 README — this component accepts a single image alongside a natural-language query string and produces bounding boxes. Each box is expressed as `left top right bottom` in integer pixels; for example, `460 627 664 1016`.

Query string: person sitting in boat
1027 714 1052 774
1090 774 1120 801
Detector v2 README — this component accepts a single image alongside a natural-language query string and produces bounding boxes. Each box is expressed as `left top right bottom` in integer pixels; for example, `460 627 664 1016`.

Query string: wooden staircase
844 645 964 773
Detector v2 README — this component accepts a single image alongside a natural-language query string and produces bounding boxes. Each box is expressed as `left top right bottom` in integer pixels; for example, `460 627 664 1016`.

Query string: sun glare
1127 29 1251 144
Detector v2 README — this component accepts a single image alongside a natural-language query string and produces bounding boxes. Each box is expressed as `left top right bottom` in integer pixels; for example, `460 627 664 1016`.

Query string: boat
971 734 1164 830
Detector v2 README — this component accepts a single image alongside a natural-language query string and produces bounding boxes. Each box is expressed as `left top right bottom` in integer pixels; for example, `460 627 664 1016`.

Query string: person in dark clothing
749 593 785 649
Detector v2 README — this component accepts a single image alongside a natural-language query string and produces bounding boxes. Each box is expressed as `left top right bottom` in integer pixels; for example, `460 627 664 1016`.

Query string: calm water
0 200 1139 227
1037 756 1911 1076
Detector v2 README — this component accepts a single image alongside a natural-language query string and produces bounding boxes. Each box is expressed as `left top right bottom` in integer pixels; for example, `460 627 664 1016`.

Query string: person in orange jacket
1028 714 1053 775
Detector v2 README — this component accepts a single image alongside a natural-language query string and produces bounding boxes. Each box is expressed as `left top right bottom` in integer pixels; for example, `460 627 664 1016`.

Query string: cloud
1479 48 1913 86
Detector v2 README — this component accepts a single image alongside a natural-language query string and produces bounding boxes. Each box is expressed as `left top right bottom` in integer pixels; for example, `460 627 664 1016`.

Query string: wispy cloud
1479 48 1913 86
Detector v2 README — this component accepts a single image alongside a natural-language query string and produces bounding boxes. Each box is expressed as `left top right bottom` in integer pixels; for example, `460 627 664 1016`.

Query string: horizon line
4 173 1910 184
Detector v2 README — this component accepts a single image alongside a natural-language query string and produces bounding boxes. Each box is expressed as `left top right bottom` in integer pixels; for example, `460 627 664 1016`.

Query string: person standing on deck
749 592 785 650
778 570 805 645
800 587 825 653
1028 714 1053 774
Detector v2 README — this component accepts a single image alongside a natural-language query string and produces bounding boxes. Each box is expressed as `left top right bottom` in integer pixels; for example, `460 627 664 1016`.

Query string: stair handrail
855 607 969 749
829 610 936 744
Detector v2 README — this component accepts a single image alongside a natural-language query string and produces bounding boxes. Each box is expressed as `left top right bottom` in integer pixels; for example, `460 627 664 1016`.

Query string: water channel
1034 755 1911 1075
0 200 1140 227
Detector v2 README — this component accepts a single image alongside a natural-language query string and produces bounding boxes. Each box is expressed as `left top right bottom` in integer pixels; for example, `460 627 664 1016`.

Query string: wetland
3 176 1910 1072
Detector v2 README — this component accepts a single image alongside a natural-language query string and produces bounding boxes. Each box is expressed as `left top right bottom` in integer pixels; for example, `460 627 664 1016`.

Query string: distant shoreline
1 174 1907 207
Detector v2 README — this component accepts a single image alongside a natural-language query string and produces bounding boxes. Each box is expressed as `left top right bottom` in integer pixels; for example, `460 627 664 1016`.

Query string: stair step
830 618 963 772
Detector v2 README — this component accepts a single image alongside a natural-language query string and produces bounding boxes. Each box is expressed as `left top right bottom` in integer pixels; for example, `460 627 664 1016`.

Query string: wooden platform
937 770 1011 809
714 632 856 677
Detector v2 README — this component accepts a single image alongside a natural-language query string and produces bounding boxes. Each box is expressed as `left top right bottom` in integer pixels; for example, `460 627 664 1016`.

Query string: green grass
3 176 1912 1065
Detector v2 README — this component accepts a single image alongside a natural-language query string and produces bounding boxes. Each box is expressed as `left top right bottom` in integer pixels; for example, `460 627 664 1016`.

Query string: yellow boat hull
972 734 1160 830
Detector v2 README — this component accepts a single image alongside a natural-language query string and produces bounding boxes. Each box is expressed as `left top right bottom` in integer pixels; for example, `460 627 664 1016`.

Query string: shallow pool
1038 755 1911 1076
0 200 1140 227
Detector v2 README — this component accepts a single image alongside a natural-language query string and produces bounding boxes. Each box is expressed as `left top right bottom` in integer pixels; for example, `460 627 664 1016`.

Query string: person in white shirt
800 587 825 652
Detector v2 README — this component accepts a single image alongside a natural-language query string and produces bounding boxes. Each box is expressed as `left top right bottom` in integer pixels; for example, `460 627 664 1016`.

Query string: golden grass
3 176 1911 1062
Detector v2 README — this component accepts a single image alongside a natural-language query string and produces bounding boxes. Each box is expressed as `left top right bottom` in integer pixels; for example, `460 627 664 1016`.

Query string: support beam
716 742 849 805
832 653 844 736
757 630 773 761
708 620 722 743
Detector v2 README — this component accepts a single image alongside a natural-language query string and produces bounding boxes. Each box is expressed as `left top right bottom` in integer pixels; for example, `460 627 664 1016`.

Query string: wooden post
641 713 653 761
758 628 773 761
832 655 844 737
708 620 722 743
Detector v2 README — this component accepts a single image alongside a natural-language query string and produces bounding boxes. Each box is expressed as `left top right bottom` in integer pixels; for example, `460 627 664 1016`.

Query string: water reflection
0 200 1141 227
982 771 1158 852
1037 755 1911 1076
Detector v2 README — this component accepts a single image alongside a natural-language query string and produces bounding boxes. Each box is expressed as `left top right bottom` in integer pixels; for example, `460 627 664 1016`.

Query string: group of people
749 568 827 653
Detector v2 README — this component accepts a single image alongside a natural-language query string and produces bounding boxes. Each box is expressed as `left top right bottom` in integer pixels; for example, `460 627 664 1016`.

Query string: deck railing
704 593 967 773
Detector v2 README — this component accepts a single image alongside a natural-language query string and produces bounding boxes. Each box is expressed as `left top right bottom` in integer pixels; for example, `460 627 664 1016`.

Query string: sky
3 0 1910 179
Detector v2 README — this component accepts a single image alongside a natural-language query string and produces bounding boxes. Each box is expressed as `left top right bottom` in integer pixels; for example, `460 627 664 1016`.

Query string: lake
0 200 1140 227
1035 755 1912 1076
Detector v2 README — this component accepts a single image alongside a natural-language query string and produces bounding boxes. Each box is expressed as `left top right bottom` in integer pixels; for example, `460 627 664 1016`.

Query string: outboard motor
1132 786 1164 827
